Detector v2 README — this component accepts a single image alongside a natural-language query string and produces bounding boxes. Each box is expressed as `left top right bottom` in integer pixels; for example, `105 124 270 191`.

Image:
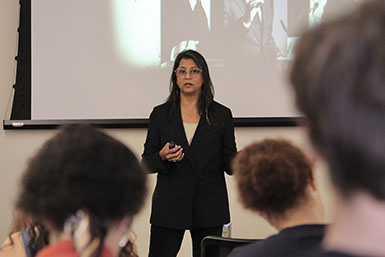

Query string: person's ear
104 216 132 256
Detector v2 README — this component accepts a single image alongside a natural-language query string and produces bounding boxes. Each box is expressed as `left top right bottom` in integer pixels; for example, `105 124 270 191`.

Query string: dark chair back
201 235 260 257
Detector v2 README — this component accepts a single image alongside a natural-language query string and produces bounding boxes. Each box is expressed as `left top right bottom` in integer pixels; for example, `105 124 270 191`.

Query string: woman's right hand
159 143 184 162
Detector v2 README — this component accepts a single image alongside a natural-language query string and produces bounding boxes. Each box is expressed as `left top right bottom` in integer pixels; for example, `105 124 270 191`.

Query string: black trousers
148 224 223 257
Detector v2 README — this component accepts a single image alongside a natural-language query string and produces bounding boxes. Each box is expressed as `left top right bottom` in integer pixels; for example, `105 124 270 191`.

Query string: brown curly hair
232 139 313 217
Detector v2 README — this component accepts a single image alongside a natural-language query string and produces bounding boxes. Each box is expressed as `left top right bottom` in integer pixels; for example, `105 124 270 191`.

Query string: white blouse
183 122 198 145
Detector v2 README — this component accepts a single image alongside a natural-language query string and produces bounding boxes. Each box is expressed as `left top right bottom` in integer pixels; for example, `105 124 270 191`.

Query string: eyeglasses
174 68 202 78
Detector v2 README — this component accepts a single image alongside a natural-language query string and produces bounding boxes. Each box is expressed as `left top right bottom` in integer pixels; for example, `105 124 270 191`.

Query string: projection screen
30 0 362 121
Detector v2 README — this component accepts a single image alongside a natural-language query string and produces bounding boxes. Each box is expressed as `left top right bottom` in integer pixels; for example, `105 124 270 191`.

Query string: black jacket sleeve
142 108 170 174
221 107 237 175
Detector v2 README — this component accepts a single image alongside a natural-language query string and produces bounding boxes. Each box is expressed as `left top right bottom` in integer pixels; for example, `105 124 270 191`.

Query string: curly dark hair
290 0 385 199
16 124 147 256
232 139 313 216
25 222 50 257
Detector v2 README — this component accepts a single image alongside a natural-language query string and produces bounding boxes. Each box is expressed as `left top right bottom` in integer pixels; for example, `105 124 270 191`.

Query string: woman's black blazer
142 101 237 230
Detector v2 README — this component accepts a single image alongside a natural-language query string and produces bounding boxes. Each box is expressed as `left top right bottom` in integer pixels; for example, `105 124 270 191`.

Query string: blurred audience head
233 139 323 228
16 124 147 257
290 0 385 199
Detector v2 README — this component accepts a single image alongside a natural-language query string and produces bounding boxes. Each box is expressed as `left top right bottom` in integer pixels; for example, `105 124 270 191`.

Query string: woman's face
175 58 203 98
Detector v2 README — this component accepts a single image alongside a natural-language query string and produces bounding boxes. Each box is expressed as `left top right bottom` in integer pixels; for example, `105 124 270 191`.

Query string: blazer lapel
171 108 189 149
189 116 207 151
171 106 200 173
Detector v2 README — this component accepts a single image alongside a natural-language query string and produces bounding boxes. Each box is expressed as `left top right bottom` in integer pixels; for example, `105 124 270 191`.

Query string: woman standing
142 50 237 257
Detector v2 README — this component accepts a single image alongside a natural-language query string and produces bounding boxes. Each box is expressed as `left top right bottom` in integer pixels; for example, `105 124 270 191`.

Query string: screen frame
4 0 303 130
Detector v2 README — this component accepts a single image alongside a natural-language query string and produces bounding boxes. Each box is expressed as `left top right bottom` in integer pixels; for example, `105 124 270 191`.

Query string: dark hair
290 0 385 199
167 50 221 127
232 139 313 216
16 125 147 256
26 223 50 257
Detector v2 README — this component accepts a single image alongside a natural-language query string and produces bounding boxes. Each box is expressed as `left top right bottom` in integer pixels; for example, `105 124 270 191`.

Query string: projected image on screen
161 0 225 68
225 0 281 67
31 0 364 121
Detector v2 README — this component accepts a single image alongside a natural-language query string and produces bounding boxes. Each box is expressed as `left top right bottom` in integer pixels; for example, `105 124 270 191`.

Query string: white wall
0 1 334 256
